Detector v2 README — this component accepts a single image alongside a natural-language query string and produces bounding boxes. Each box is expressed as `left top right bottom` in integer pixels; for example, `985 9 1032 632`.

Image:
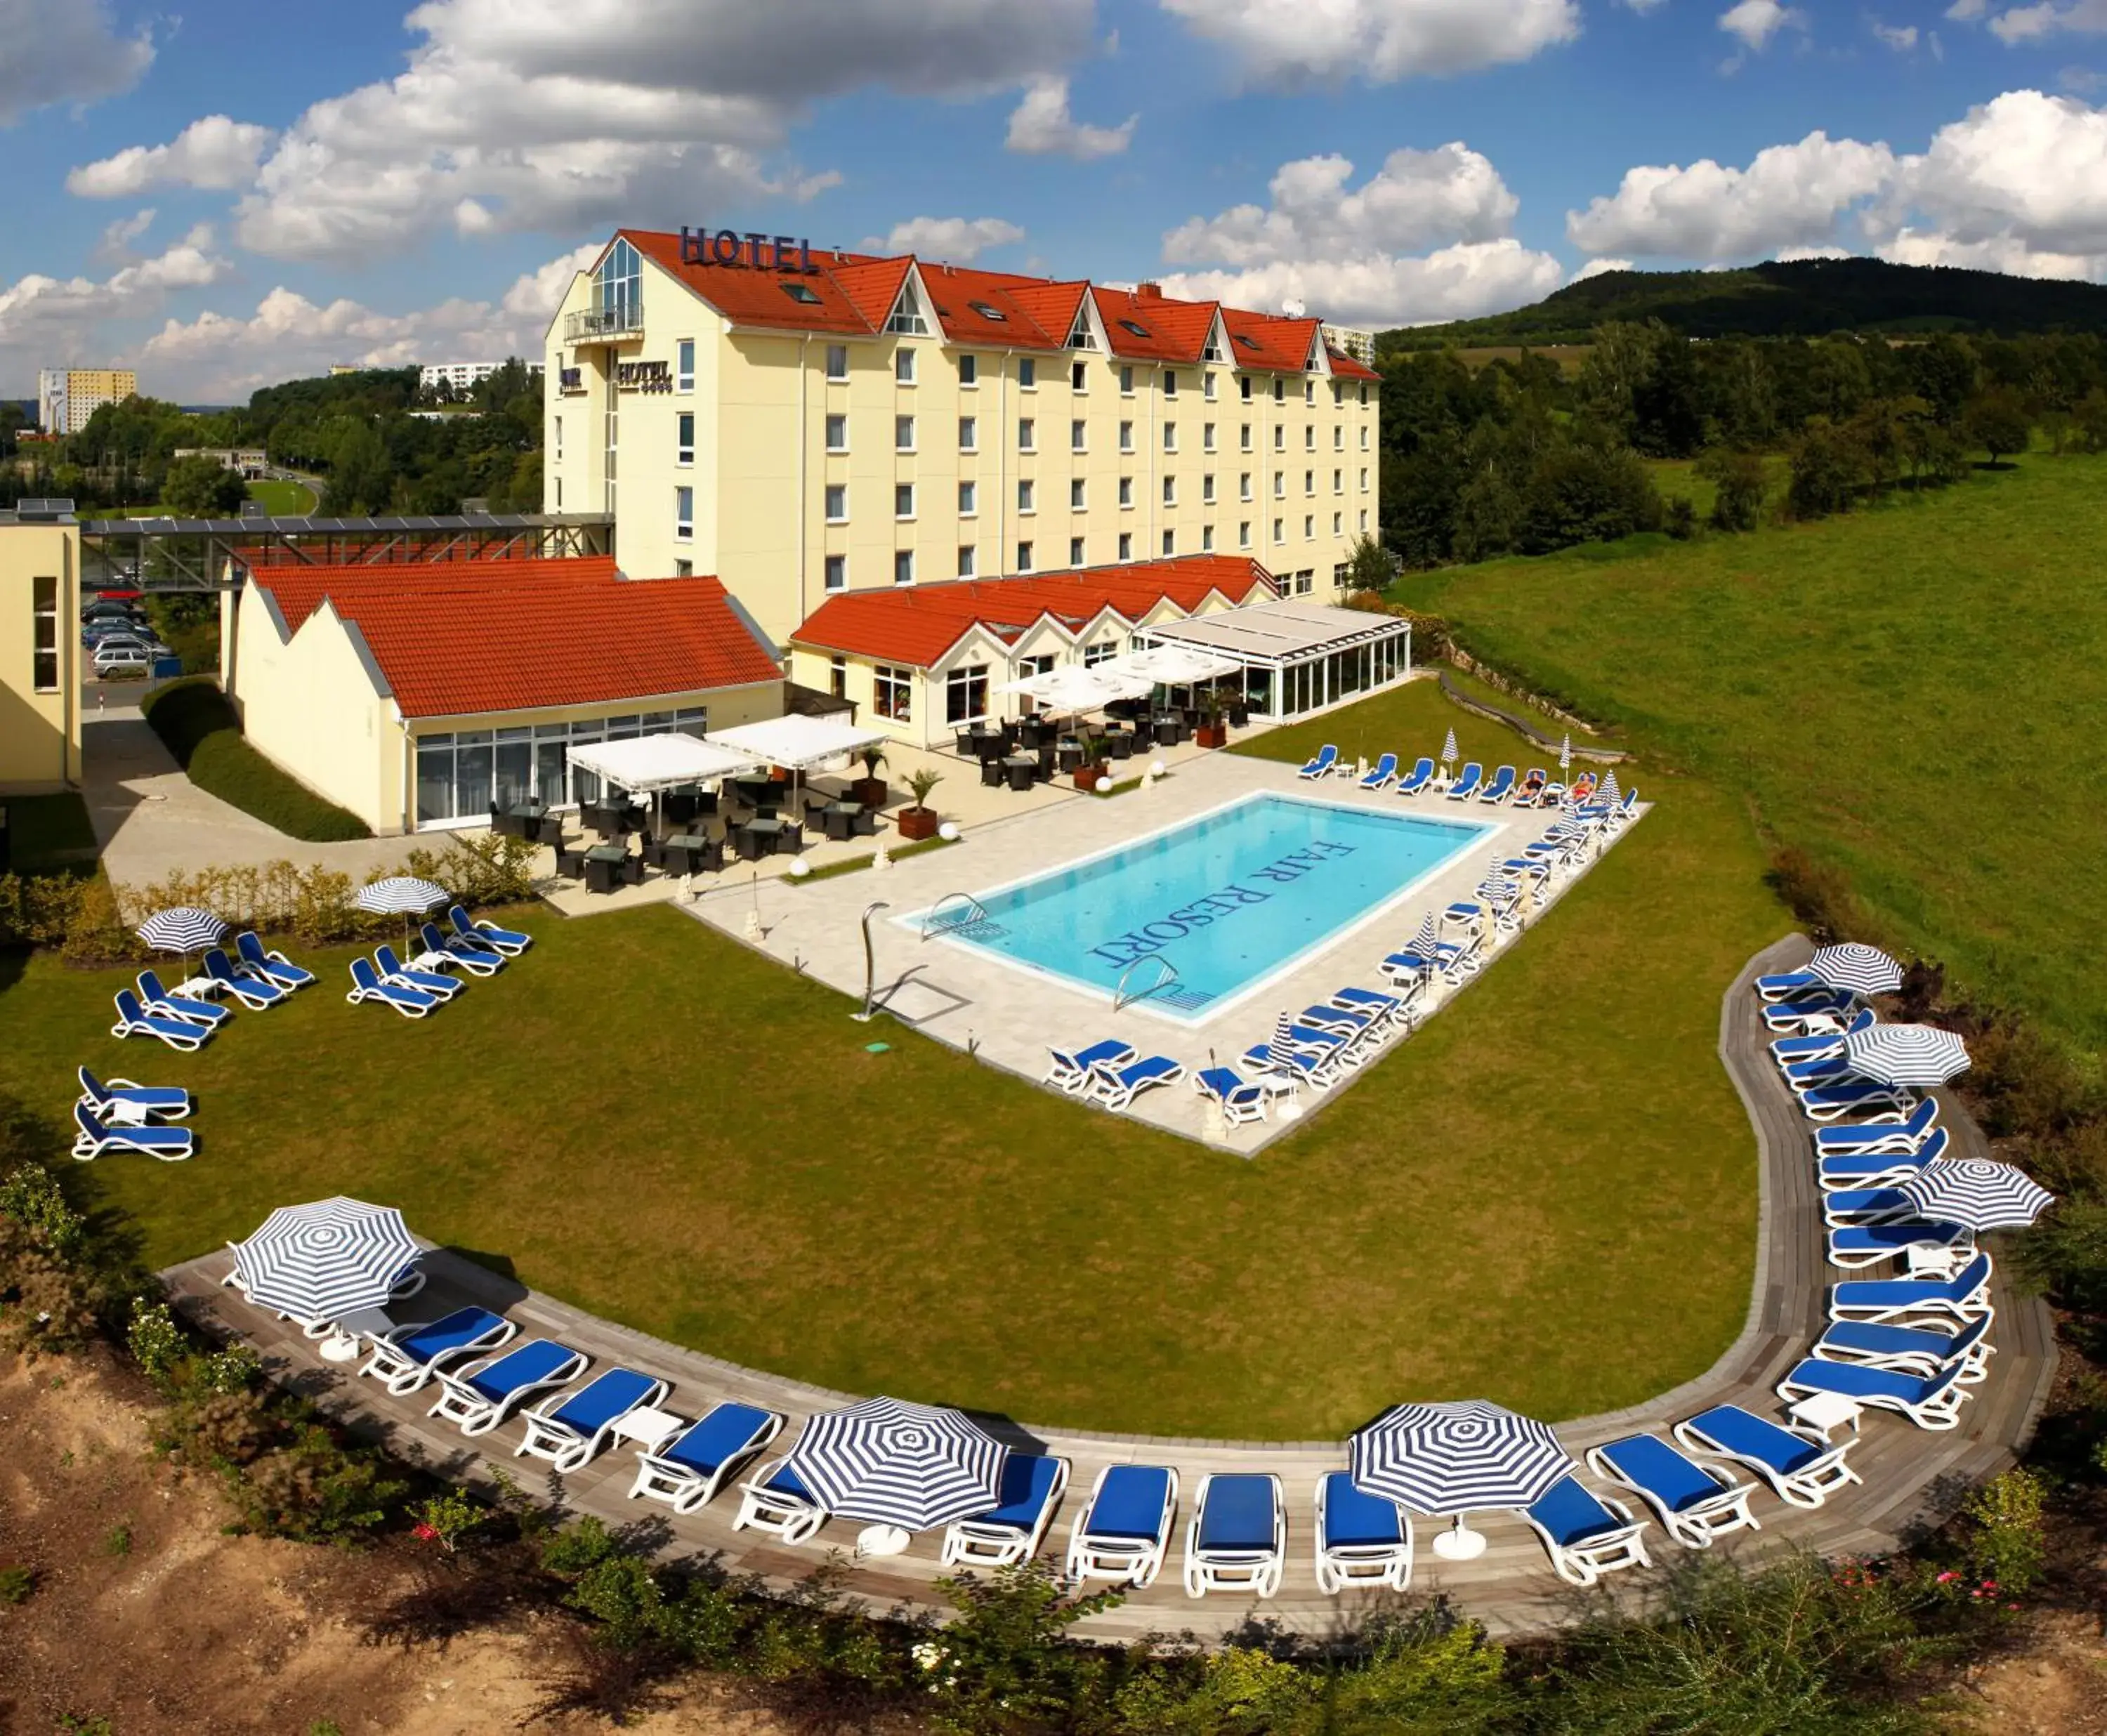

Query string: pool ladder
920 891 992 941
1113 953 1183 1013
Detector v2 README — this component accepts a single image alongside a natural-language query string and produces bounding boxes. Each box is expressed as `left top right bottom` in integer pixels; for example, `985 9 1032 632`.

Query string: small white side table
855 1524 912 1558
317 1306 393 1363
612 1406 686 1452
1787 1389 1864 1440
103 1100 150 1128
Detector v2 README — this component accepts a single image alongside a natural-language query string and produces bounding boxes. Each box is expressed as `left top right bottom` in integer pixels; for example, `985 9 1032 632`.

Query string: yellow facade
544 251 1381 646
60 369 136 435
0 520 81 791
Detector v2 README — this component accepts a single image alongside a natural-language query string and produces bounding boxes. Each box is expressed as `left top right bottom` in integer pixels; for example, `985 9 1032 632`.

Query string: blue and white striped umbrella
1477 872 1517 904
1270 1011 1304 1063
1351 1399 1573 1516
353 876 449 916
1558 734 1573 772
1808 942 1904 997
780 1395 1006 1530
234 1197 420 1324
136 906 227 956
1408 911 1441 961
1440 728 1459 765
1598 770 1622 807
1901 1159 2054 1232
1845 1023 1971 1087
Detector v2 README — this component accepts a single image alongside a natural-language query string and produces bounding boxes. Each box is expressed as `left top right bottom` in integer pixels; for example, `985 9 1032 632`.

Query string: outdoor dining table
1153 716 1186 747
1003 753 1039 792
583 843 629 894
735 816 786 860
819 801 863 842
659 833 719 874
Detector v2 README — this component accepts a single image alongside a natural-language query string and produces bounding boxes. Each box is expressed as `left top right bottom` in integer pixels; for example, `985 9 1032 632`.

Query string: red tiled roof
249 558 782 719
789 556 1278 669
1327 348 1381 383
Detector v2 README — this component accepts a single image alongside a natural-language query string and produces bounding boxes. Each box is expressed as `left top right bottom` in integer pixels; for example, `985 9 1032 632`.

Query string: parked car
82 626 159 651
92 645 153 677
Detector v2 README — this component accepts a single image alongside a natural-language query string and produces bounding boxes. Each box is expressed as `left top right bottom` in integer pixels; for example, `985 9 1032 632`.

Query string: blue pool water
926 793 1495 1021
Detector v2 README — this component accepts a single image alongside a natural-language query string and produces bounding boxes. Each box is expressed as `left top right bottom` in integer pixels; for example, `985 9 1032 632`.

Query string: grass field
3 680 1780 1438
246 478 317 515
1411 453 2107 1048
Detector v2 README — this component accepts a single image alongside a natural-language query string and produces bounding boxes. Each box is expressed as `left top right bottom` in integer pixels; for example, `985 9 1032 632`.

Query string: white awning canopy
566 732 763 794
1095 643 1242 684
705 713 890 771
993 665 1152 707
1142 600 1410 667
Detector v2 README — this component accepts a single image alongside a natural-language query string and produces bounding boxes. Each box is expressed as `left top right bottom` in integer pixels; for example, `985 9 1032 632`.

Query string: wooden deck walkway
162 935 2059 1642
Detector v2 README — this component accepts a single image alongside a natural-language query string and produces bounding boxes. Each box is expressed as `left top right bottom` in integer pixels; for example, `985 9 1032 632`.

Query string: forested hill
1387 258 2107 349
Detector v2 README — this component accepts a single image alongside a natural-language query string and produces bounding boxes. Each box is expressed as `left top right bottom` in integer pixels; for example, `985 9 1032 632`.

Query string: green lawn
1411 453 2107 1049
2 681 1779 1438
247 478 317 515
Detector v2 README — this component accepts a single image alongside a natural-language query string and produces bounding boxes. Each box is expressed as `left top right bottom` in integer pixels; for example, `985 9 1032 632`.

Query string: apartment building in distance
419 360 521 394
541 230 1381 646
38 367 137 436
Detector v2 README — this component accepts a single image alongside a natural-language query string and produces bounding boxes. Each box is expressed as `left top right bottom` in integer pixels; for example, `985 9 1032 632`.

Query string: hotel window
959 415 978 452
1332 511 1344 535
674 485 693 541
1118 531 1133 560
1018 479 1035 513
1019 357 1037 389
894 549 916 586
1273 516 1284 543
1120 364 1135 394
1305 426 1316 452
896 348 917 384
1071 360 1087 390
1334 381 1346 407
676 412 694 466
826 344 848 380
1273 378 1285 402
1294 568 1315 596
1334 560 1350 587
959 480 977 515
1162 530 1175 556
895 482 916 518
553 415 563 459
825 483 848 522
1359 467 1369 491
1163 422 1177 452
1360 384 1370 405
1304 469 1314 495
1070 419 1087 452
1360 509 1370 530
1304 514 1315 539
1070 478 1087 510
1069 535 1085 565
1202 525 1214 551
1117 476 1134 508
1334 425 1345 451
1240 423 1253 453
1239 473 1252 501
895 415 917 451
825 554 846 591
674 559 693 578
874 664 912 721
959 353 978 386
31 574 58 692
945 664 990 725
1118 420 1134 453
1240 375 1252 401
554 477 562 508
1016 540 1034 571
1360 425 1370 449
1333 468 1343 493
1202 474 1216 504
1202 422 1216 452
1204 372 1218 400
1083 640 1115 666
825 413 848 452
1273 426 1285 452
1238 521 1251 548
676 338 695 393
1273 473 1285 499
1305 379 1316 405
829 656 848 699
1162 475 1176 505
1163 370 1178 397
1018 418 1035 451
958 544 977 577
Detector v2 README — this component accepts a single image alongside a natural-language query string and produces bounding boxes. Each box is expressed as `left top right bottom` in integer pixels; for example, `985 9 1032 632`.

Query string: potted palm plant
1193 690 1230 750
896 766 944 841
851 744 889 809
1074 732 1112 791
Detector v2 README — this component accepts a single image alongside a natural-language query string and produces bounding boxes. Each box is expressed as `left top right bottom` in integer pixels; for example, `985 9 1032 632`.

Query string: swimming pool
919 792 1497 1022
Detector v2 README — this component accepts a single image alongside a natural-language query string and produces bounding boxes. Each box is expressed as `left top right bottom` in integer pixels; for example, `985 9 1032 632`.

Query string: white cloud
0 0 154 126
93 208 158 266
1879 228 2107 276
0 230 231 379
1773 244 1852 260
862 216 1027 262
1990 1 2107 41
1902 88 2107 256
1158 0 1581 85
1620 0 1669 12
1157 239 1564 327
1872 20 1919 49
1566 133 1896 259
1947 0 1987 16
1719 0 1805 51
67 117 277 198
1164 145 1518 266
1569 256 1635 282
1004 77 1136 159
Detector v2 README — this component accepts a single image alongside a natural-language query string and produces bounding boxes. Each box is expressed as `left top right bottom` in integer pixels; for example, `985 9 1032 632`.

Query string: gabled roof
789 556 1278 669
247 557 782 719
1327 348 1381 383
1220 308 1323 375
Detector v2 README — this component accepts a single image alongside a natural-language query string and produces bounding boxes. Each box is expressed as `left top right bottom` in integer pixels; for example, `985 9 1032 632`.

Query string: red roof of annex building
616 231 1381 382
789 556 1278 669
247 557 782 719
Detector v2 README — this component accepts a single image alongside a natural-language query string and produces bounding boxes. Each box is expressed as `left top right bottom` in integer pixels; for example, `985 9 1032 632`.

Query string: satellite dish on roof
1281 297 1306 319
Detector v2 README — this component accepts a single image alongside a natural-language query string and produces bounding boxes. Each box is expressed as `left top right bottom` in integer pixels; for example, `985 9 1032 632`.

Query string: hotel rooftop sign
680 227 822 274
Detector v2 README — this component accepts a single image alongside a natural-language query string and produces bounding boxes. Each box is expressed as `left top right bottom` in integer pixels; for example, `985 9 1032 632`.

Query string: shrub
1962 1468 2047 1595
140 680 370 841
0 1563 34 1604
232 1421 407 1542
1699 445 1770 532
1664 496 1698 540
0 1160 124 1357
126 1296 186 1394
1766 846 1869 946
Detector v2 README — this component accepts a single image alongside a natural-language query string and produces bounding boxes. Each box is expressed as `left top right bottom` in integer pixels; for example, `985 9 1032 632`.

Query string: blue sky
4 0 2105 400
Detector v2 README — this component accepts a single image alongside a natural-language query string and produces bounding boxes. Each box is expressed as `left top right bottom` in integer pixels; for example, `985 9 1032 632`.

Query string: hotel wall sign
680 226 822 274
615 360 672 394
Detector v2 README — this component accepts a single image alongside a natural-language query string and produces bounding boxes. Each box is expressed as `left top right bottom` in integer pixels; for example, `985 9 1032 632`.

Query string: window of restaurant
945 663 988 725
414 708 709 827
874 665 912 722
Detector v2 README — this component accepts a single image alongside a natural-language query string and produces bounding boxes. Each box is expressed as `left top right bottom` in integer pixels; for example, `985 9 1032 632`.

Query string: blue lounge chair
1772 1008 1875 1068
1784 1053 1857 1091
1521 1477 1650 1587
1478 764 1516 805
631 1401 783 1515
1827 1219 1973 1270
1065 1464 1179 1588
1755 968 1821 1003
1673 1405 1860 1509
732 1457 828 1546
136 969 231 1028
1830 1251 1994 1323
1801 1080 1917 1122
1297 1002 1379 1039
452 904 532 955
1395 756 1435 796
71 1100 193 1163
1445 762 1484 801
1811 1313 1995 1384
1193 1067 1268 1126
237 929 315 989
360 1306 517 1396
1328 985 1409 1031
1313 1471 1413 1593
1086 1053 1186 1110
1242 1041 1343 1091
375 945 463 1000
1585 1435 1759 1550
516 1367 671 1472
423 920 505 977
348 956 438 1018
1514 768 1548 807
112 988 212 1050
1778 1357 1969 1431
428 1339 588 1435
1044 1039 1135 1094
76 1065 190 1122
1818 1126 1950 1192
1183 1472 1285 1598
942 1452 1071 1567
1820 1187 1917 1227
204 947 287 1010
1358 752 1399 791
1297 744 1339 780
1812 1100 1940 1157
1761 995 1860 1038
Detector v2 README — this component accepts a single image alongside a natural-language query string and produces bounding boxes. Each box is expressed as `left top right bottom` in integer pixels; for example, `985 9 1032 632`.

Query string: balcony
564 301 643 343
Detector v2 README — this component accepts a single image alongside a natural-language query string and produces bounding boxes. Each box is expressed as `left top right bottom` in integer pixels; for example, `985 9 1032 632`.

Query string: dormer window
1066 313 1098 350
968 300 1006 322
780 282 821 305
885 284 929 336
1234 333 1261 353
1118 318 1153 338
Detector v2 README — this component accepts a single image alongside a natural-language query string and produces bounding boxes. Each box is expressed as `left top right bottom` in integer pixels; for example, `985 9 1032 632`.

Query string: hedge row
140 679 371 842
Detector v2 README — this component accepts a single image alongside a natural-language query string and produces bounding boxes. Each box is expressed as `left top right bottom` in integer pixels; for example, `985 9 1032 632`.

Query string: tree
325 418 394 514
1342 531 1396 595
161 453 248 517
2077 387 2107 455
1696 446 1768 532
1786 416 1865 520
1964 386 2033 466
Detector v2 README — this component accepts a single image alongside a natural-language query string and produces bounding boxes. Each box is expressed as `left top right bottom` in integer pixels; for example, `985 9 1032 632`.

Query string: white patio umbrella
1351 1400 1575 1560
1440 728 1459 767
1844 1024 1971 1087
1558 734 1573 775
355 876 450 949
233 1196 421 1327
1900 1160 2054 1232
1597 769 1622 808
780 1395 1008 1531
136 906 227 963
1807 942 1905 998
